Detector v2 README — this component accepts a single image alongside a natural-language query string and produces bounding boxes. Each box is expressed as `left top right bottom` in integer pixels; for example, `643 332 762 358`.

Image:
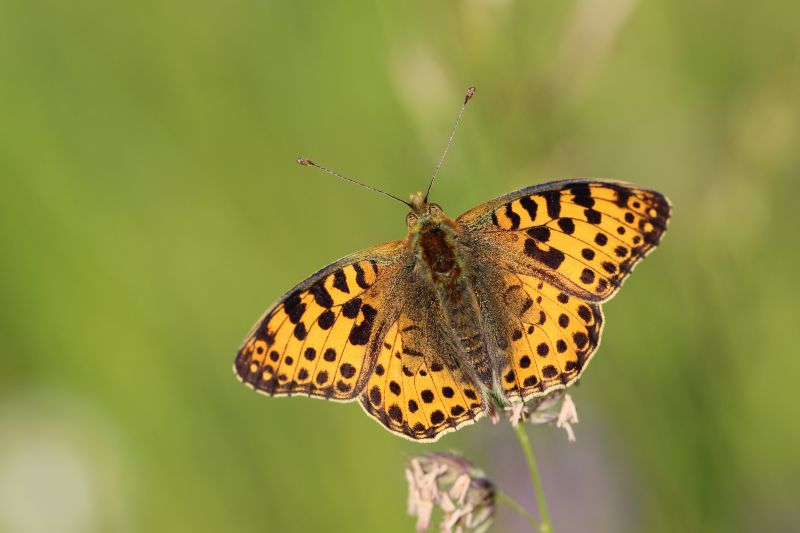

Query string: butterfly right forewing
235 240 408 401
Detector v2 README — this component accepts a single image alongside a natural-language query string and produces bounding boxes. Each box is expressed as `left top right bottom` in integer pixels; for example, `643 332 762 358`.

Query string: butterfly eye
406 212 418 226
428 204 443 215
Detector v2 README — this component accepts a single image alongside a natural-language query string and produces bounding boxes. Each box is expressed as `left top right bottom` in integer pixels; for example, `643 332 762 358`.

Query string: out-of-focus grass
0 0 798 532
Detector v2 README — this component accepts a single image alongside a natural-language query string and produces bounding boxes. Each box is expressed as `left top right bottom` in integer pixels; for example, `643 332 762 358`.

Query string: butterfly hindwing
496 273 603 400
359 312 486 441
458 180 670 302
235 240 407 401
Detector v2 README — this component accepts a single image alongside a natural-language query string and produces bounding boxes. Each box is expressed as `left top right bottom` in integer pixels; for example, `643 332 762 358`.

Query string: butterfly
233 88 671 442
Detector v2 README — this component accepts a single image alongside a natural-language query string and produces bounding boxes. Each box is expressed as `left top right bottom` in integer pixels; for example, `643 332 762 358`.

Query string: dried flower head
406 452 495 533
493 391 580 441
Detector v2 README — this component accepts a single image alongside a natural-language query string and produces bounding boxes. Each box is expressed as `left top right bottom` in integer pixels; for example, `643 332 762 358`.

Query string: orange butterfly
234 88 670 441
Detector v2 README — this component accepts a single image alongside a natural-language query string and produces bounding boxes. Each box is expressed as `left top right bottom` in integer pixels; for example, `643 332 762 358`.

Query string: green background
1 1 798 532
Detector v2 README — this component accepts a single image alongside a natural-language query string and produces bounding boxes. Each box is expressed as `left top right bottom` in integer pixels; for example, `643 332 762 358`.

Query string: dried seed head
405 452 495 532
495 391 580 442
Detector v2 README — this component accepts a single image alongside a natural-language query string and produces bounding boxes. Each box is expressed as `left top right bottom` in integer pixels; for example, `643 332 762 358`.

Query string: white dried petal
440 493 455 513
415 500 434 532
556 393 579 442
449 474 471 505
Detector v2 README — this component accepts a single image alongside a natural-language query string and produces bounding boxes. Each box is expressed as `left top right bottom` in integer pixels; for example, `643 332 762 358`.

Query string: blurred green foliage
1 1 798 532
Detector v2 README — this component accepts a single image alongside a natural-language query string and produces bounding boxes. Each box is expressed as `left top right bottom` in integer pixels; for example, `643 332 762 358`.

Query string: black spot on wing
526 227 550 242
318 310 335 329
524 239 566 269
573 331 589 348
543 190 561 219
505 203 521 230
557 218 575 234
577 305 592 323
283 290 305 324
542 365 558 378
369 386 381 406
353 263 369 289
342 298 362 319
584 209 602 225
388 404 403 422
293 321 307 340
519 196 538 221
340 363 356 379
332 269 349 293
348 304 377 345
570 184 595 207
608 183 632 208
569 183 592 198
309 280 333 308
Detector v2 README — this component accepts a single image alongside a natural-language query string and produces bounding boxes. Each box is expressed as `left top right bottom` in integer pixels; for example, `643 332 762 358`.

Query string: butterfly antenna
424 86 476 203
297 157 412 208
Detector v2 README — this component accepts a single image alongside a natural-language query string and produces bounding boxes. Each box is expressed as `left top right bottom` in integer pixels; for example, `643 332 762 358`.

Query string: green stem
497 490 540 530
514 423 552 533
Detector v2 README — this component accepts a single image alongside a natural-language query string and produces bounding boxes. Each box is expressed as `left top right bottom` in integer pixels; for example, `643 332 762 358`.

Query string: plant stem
497 490 540 530
514 423 552 533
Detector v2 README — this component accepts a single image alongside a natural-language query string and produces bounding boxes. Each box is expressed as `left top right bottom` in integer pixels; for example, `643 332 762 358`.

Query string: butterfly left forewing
235 240 408 401
458 180 670 302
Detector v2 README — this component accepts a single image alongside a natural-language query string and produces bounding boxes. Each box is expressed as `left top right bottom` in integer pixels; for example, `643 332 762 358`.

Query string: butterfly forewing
235 240 407 401
458 180 670 302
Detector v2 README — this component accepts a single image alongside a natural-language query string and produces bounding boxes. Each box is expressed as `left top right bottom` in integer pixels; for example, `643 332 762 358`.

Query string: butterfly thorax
408 207 493 385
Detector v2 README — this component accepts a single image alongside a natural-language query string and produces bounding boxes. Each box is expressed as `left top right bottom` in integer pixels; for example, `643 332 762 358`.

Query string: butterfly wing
495 272 604 401
359 280 487 441
458 179 670 400
234 240 409 401
459 179 670 302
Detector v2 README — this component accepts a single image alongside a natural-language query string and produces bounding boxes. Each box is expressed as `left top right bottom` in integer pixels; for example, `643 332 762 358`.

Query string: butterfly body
235 179 670 441
408 199 494 388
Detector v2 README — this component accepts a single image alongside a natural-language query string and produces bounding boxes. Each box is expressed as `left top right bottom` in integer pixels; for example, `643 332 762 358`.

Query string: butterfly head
406 191 446 228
